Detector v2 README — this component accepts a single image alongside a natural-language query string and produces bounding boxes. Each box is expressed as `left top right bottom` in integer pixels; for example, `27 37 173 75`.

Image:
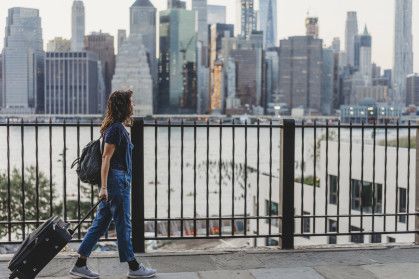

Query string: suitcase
8 198 104 279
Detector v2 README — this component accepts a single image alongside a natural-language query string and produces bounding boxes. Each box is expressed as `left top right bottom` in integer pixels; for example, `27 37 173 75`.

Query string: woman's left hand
99 188 108 201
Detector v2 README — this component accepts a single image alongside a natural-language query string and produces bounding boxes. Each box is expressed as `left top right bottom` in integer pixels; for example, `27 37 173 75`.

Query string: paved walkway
1 245 418 278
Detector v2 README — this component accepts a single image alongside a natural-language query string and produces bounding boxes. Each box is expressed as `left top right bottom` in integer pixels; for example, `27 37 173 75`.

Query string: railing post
415 121 419 245
279 119 295 249
131 117 145 253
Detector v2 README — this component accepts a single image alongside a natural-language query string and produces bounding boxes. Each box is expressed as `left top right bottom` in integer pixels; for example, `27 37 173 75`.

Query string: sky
0 0 417 72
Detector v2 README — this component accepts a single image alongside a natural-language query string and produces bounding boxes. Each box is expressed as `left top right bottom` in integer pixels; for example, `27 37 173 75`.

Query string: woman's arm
99 143 116 201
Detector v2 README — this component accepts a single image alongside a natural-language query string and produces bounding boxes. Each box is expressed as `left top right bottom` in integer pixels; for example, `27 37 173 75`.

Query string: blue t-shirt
103 123 130 170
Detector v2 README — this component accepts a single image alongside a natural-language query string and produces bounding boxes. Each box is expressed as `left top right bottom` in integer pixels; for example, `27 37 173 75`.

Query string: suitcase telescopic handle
68 197 105 236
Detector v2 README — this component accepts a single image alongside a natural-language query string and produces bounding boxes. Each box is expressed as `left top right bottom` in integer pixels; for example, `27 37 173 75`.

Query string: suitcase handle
68 197 105 236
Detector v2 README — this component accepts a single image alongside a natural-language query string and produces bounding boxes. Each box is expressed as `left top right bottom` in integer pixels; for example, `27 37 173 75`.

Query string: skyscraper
112 34 153 115
71 0 85 51
84 32 116 110
192 0 208 64
345 11 358 66
207 5 226 25
322 48 334 115
2 7 44 114
130 0 157 112
158 6 197 113
259 0 277 48
354 26 372 83
332 37 341 53
45 51 100 114
406 73 419 106
117 29 127 54
394 0 413 103
279 36 323 112
306 17 319 38
236 0 257 39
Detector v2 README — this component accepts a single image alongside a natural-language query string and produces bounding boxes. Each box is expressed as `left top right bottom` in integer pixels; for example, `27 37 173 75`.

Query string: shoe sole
70 270 100 279
127 273 157 278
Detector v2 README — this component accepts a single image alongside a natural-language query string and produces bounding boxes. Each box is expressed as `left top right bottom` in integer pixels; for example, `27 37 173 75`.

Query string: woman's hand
99 187 108 201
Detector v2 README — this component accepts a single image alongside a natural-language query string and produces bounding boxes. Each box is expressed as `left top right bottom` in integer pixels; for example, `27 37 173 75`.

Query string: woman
70 90 156 278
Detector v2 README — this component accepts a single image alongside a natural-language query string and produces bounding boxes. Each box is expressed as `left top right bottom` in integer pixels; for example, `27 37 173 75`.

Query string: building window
371 234 381 243
398 188 407 223
350 226 364 243
265 200 279 227
328 220 337 244
351 180 382 213
266 237 279 246
302 211 310 237
387 237 396 243
329 175 338 205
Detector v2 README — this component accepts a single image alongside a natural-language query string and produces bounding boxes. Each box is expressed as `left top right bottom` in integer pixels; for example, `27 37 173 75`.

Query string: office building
130 0 157 111
158 6 197 113
332 37 340 53
117 29 127 54
278 36 323 112
45 51 100 114
168 0 186 9
84 32 116 110
394 0 413 103
322 48 334 115
345 11 358 66
236 0 257 39
47 37 71 52
209 24 234 68
265 50 279 104
112 34 153 115
192 0 208 63
259 0 278 48
71 0 85 51
384 69 392 88
207 5 226 25
2 7 44 114
354 26 372 82
306 17 319 39
406 73 419 106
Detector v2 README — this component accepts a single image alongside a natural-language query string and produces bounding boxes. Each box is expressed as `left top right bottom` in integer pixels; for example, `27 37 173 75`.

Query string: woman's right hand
99 188 108 201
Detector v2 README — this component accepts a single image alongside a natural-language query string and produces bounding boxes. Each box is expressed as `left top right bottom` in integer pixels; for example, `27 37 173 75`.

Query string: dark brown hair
100 90 134 135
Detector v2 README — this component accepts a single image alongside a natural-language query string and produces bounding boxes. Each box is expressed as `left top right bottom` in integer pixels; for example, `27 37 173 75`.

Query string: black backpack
71 137 102 185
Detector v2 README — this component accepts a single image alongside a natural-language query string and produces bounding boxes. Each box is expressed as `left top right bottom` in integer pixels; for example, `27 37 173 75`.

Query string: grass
294 176 320 187
378 136 416 148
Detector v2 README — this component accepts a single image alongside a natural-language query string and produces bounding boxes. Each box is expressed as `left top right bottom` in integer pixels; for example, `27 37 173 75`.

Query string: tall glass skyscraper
192 0 208 51
394 0 413 103
158 6 197 113
345 11 358 67
259 0 277 49
71 0 85 51
2 7 44 113
354 26 372 83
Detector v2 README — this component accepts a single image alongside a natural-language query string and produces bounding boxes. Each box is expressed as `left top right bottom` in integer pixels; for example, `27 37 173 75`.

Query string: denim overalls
78 135 135 263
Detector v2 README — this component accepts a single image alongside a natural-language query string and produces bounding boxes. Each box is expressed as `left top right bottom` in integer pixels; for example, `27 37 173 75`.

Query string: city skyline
0 0 417 72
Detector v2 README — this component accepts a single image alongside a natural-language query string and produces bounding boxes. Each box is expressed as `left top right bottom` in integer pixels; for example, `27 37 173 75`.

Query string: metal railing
0 118 418 252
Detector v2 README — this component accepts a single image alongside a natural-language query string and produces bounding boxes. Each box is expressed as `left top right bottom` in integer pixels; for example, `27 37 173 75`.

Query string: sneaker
70 264 100 279
127 264 157 278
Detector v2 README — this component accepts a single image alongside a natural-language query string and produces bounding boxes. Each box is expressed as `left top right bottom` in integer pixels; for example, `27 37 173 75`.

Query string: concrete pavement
1 245 418 278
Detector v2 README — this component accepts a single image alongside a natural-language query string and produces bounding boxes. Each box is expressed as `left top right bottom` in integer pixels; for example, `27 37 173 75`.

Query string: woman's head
100 90 134 135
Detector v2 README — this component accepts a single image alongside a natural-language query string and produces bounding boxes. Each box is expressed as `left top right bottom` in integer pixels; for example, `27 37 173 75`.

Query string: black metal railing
0 118 418 252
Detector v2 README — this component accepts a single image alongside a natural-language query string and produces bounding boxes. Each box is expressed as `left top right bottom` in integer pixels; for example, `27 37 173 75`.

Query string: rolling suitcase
8 198 104 279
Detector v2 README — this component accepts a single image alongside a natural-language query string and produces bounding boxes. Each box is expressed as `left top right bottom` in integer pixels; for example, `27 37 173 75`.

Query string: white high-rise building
2 7 44 114
394 0 413 103
235 0 257 39
71 0 85 51
345 11 358 67
112 34 153 115
259 0 278 49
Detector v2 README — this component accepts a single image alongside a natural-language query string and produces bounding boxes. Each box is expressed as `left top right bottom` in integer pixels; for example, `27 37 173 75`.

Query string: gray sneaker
127 264 157 278
70 264 99 279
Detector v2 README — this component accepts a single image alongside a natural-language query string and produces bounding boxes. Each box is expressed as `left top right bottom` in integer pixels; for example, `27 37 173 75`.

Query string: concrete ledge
1 245 418 278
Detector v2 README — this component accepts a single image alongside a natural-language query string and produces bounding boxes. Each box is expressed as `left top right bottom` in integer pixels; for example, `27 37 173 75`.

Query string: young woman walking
70 90 156 278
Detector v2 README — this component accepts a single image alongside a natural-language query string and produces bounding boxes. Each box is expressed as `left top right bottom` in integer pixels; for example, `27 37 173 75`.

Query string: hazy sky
0 0 417 72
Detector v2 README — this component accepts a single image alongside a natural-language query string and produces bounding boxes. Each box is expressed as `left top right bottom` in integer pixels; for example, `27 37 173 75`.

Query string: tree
0 166 59 239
